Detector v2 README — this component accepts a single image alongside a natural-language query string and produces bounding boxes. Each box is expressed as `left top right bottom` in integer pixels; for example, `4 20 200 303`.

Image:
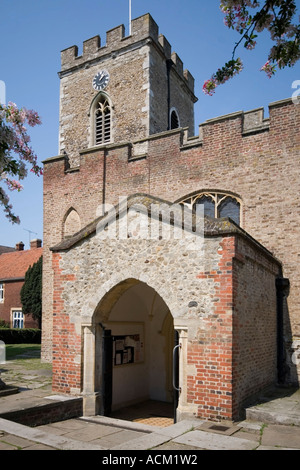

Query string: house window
95 95 111 145
12 310 24 329
0 283 3 302
180 192 241 226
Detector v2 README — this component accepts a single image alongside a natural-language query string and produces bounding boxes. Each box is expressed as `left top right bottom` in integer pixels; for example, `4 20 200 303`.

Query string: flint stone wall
57 231 219 334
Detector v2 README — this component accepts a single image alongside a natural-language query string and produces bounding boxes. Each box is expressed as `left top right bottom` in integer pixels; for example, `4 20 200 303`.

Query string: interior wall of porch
100 282 173 411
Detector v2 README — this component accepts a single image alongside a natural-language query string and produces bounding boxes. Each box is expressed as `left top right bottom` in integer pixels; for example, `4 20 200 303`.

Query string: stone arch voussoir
82 272 181 327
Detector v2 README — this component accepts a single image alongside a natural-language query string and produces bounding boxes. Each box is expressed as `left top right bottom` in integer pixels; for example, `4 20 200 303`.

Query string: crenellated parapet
182 98 297 148
60 13 195 94
197 104 272 139
242 107 270 135
60 14 158 71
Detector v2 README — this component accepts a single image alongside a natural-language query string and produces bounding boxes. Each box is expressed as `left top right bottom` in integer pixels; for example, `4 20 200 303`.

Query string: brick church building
42 14 300 422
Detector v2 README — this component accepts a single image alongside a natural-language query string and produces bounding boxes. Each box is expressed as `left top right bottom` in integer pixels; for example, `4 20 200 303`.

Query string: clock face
93 70 110 91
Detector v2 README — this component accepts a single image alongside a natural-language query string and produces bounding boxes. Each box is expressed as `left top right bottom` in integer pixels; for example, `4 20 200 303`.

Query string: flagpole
129 0 132 35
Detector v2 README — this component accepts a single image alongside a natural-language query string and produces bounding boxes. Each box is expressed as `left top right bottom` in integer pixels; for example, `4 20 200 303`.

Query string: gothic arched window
195 195 215 219
218 196 240 224
63 208 81 239
170 109 180 130
180 192 241 226
94 95 111 145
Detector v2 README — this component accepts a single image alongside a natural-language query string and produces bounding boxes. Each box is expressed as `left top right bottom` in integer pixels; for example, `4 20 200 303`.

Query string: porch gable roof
50 193 278 264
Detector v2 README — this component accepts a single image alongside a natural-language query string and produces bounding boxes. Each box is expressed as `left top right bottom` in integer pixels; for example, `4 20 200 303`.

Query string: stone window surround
170 107 180 130
88 91 113 148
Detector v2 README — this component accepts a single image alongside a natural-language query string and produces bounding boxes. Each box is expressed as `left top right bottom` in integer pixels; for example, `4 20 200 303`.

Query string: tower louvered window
95 97 111 145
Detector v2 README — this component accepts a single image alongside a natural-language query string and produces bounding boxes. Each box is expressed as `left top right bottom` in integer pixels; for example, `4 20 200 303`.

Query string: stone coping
50 193 280 266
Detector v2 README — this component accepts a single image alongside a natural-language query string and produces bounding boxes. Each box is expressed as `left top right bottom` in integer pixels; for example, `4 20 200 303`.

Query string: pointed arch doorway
92 279 178 424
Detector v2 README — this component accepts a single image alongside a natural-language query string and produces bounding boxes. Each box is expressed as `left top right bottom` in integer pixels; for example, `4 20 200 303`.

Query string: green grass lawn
1 344 52 386
5 344 41 360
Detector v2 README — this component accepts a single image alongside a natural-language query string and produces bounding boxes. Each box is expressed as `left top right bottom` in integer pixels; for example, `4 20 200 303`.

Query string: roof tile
0 248 43 280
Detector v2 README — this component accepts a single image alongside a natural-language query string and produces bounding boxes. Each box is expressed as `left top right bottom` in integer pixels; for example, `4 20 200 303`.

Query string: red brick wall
43 99 300 387
51 253 81 393
185 235 280 421
232 236 279 412
0 281 38 329
187 237 235 420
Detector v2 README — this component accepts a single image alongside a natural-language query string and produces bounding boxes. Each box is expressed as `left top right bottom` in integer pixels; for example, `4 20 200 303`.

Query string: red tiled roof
0 247 43 280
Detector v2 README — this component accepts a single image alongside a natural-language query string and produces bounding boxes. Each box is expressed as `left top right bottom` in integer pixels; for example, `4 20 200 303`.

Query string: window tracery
180 192 241 226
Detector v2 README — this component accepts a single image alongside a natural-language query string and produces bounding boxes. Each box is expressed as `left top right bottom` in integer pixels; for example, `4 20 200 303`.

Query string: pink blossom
6 179 23 191
260 60 276 78
202 78 217 96
25 109 41 126
246 40 257 50
0 102 42 223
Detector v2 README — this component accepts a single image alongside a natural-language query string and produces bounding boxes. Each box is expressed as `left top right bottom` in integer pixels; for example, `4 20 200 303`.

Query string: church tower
58 14 197 168
42 13 198 363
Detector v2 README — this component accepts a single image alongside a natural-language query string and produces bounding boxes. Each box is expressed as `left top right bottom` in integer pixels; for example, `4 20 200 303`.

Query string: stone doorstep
0 386 19 398
246 407 300 426
105 418 209 450
80 415 158 433
0 394 83 428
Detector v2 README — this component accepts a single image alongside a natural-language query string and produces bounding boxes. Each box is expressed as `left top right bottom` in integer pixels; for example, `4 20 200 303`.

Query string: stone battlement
182 98 294 146
198 105 271 138
60 13 195 92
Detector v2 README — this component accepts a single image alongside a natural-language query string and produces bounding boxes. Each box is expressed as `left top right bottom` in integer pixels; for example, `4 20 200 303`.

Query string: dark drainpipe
276 277 290 384
166 59 173 131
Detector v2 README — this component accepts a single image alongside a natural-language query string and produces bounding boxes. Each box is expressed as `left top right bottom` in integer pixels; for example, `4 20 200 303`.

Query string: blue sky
0 0 299 249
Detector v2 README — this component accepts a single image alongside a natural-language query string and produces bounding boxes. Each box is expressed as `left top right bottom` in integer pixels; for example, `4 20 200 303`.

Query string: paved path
1 413 300 451
1 354 300 451
0 387 300 451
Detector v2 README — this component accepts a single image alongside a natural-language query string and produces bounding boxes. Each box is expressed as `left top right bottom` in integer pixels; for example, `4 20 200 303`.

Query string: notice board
109 322 144 366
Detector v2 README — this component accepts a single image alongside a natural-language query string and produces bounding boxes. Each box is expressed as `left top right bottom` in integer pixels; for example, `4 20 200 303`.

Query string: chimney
15 242 24 251
30 239 42 249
